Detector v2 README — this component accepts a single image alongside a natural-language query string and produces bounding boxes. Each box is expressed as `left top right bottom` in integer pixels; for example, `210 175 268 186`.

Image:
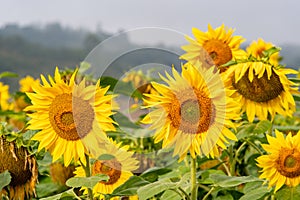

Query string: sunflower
0 136 38 200
74 138 139 197
25 67 117 166
257 130 300 192
246 38 280 66
141 63 240 161
19 75 40 93
122 70 154 96
0 82 13 111
223 61 298 122
180 24 245 71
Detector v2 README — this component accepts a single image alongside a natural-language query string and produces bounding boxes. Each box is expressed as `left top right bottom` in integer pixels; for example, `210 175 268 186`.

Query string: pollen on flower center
92 160 122 185
232 69 284 102
61 112 74 126
49 93 95 141
181 100 201 124
203 39 232 66
276 148 300 178
169 88 215 134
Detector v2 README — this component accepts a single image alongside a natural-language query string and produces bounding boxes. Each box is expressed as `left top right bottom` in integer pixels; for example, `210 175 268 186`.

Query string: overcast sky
0 0 299 45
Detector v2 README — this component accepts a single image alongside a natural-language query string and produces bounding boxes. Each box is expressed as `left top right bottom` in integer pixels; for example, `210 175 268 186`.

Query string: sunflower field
1 24 300 200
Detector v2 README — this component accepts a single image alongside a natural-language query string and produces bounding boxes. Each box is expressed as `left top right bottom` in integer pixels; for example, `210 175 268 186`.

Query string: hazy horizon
0 0 299 46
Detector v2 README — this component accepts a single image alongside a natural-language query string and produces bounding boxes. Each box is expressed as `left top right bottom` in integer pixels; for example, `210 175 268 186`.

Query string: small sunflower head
19 76 40 93
257 130 300 192
180 24 246 72
246 38 281 66
0 136 38 200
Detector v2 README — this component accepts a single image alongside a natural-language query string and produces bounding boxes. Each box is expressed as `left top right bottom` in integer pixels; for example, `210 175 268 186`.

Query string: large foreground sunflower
246 38 280 66
180 24 245 71
25 68 117 166
74 139 139 197
223 61 298 122
141 63 240 160
257 130 300 192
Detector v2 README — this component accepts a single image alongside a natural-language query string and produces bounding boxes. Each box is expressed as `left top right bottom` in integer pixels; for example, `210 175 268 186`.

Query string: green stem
268 121 273 136
177 187 191 200
246 140 264 155
191 157 198 200
230 142 247 175
291 187 294 200
228 145 235 176
82 154 93 200
202 186 215 200
216 157 231 176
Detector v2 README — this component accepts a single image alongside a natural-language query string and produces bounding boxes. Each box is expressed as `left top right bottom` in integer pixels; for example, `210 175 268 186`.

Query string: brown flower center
203 39 232 67
232 68 284 102
169 88 215 134
49 93 95 141
92 160 122 185
276 148 300 178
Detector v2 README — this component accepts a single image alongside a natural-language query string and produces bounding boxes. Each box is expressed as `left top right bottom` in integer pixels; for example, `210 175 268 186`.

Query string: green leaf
141 167 172 182
262 46 281 58
293 94 300 102
40 188 80 200
78 61 91 74
66 175 109 189
252 120 272 134
275 185 300 200
137 179 177 200
97 154 115 160
240 186 271 200
236 120 272 140
112 176 150 196
160 190 182 200
0 170 11 190
100 76 118 90
215 193 234 200
210 174 260 188
289 78 300 83
0 71 18 79
113 112 141 129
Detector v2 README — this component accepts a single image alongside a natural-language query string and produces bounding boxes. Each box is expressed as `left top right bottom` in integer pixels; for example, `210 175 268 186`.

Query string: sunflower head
74 138 138 196
246 38 280 66
25 67 117 166
19 76 40 93
0 136 38 200
142 63 240 161
180 24 246 72
257 130 300 192
0 82 13 111
223 61 298 122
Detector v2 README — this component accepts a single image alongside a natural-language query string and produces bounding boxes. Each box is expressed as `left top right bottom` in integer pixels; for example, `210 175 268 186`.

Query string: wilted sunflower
246 38 280 66
257 130 300 192
223 61 298 122
180 24 245 71
19 76 40 93
25 67 117 166
141 63 240 161
0 136 38 200
74 139 139 197
0 82 13 111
